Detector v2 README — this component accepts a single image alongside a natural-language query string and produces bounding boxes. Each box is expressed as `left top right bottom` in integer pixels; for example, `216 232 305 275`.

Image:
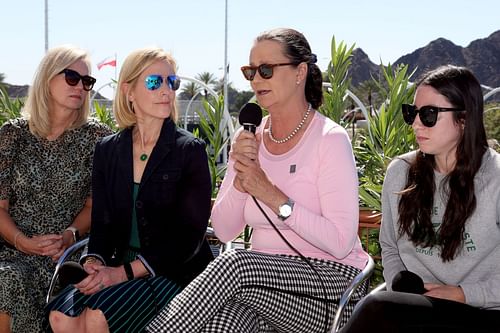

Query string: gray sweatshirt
380 148 500 310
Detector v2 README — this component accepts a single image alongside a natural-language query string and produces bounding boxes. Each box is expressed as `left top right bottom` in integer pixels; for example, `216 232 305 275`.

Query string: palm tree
213 78 224 94
196 72 217 97
213 77 237 95
179 81 201 100
351 79 385 115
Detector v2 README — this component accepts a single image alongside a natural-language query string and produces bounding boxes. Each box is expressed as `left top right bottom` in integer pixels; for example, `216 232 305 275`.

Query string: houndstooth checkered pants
146 249 366 333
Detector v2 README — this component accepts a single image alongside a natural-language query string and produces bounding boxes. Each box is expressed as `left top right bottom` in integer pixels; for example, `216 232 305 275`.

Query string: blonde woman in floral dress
0 45 112 332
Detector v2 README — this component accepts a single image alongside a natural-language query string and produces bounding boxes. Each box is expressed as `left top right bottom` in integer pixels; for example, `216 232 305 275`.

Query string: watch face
279 204 292 217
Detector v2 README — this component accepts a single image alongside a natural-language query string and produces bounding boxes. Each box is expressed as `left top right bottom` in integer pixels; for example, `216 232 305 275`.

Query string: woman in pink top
147 27 369 333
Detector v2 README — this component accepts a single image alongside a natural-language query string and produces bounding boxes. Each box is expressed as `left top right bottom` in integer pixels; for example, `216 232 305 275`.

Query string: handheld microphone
238 102 263 134
392 270 427 294
58 261 89 286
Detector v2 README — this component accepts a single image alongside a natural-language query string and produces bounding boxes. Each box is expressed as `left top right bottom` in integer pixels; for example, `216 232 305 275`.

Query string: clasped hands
15 231 75 261
424 283 466 303
75 261 127 295
230 131 274 198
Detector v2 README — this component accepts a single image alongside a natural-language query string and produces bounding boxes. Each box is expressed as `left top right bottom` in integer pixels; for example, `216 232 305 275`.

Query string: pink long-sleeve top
211 112 368 270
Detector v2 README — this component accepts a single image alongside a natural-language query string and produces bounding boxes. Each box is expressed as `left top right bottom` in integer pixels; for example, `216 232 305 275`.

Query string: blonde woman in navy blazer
47 47 213 333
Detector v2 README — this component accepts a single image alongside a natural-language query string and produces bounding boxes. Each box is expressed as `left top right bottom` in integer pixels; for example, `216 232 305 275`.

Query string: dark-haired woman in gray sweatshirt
342 65 500 332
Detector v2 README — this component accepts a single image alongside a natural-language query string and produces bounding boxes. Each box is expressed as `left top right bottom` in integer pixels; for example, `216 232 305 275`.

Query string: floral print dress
0 118 112 332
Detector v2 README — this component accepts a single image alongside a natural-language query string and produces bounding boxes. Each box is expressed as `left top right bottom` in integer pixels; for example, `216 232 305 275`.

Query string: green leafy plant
484 102 500 151
319 36 355 124
195 95 231 198
93 101 117 131
193 94 255 247
0 86 23 124
355 63 416 211
352 63 416 287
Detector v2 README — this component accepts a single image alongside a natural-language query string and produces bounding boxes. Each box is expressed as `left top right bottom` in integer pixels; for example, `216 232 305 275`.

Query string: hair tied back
310 53 317 64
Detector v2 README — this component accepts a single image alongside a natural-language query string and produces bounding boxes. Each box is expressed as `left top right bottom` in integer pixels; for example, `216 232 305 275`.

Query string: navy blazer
88 118 213 285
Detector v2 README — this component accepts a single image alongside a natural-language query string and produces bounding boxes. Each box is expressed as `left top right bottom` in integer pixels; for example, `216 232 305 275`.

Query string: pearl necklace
268 103 311 144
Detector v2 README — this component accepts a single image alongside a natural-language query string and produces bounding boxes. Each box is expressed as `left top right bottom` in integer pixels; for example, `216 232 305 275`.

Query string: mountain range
3 30 500 99
349 30 500 89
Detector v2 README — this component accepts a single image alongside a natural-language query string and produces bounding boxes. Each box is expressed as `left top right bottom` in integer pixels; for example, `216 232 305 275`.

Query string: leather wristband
123 262 134 281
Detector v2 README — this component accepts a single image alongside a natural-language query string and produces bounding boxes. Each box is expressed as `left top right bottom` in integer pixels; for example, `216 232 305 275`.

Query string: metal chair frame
330 255 375 332
46 227 223 304
46 237 89 303
46 230 374 333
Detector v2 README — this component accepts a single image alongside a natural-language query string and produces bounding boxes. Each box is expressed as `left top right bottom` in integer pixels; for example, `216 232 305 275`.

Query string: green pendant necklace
137 132 148 162
135 127 156 162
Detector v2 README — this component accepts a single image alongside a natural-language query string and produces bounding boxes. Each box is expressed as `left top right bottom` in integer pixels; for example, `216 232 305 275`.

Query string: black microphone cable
251 196 331 333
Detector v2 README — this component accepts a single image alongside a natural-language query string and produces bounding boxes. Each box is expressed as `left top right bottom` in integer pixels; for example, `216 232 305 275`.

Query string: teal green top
124 183 141 263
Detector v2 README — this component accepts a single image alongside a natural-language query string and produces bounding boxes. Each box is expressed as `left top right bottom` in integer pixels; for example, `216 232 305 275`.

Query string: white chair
330 255 375 332
46 237 89 303
368 281 387 296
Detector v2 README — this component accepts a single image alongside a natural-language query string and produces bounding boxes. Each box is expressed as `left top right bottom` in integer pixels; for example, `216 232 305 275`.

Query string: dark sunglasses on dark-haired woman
240 63 297 81
59 69 96 91
402 104 463 128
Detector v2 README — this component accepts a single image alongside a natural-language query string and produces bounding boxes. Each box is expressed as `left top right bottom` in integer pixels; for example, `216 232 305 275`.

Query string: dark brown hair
397 65 488 261
256 28 323 109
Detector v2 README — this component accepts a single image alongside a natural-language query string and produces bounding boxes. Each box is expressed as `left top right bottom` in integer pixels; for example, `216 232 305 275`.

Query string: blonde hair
22 45 92 138
114 47 179 128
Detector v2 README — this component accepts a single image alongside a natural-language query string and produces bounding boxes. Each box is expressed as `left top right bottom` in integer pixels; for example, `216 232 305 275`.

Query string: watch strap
123 262 134 281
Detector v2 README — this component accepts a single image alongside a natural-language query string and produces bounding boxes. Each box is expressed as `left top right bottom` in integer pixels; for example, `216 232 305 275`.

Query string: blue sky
1 0 499 99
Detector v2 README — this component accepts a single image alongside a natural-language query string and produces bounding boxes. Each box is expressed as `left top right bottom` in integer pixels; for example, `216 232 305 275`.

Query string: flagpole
222 0 229 165
223 0 228 112
44 0 49 52
114 53 117 98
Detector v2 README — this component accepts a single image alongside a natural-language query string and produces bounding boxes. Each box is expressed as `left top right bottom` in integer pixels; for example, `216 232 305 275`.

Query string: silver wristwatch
278 198 294 221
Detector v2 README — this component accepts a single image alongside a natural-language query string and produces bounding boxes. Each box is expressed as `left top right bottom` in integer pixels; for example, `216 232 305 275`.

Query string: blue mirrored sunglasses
144 74 181 91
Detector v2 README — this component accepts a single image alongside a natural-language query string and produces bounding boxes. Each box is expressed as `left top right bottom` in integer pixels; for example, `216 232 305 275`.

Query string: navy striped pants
46 276 181 333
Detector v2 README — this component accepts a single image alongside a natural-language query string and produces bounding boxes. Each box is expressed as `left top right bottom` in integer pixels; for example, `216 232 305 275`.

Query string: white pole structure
44 0 48 52
114 53 118 97
183 91 202 130
321 82 370 120
484 86 500 104
222 0 229 166
90 81 116 107
178 75 235 138
114 53 118 82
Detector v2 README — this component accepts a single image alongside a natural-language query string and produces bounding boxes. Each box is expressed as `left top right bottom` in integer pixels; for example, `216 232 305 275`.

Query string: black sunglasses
241 63 296 81
402 104 463 127
59 69 96 91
